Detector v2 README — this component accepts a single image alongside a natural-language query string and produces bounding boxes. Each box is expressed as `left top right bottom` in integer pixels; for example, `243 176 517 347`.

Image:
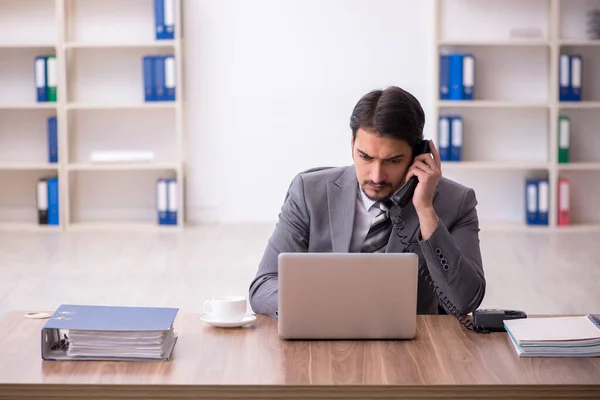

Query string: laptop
277 252 418 340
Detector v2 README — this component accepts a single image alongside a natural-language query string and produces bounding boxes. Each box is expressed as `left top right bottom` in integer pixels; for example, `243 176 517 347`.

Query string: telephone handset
387 139 491 334
391 139 432 208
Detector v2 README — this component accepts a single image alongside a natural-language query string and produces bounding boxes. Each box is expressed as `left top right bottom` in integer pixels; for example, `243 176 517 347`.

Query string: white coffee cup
204 296 247 322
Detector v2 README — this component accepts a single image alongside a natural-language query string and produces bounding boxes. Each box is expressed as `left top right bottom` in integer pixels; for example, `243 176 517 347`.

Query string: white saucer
201 314 257 328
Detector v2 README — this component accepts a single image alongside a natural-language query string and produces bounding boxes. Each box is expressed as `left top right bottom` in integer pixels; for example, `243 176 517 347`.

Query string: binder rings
35 56 47 102
41 304 179 361
558 178 570 226
438 116 450 161
47 116 58 163
558 116 570 163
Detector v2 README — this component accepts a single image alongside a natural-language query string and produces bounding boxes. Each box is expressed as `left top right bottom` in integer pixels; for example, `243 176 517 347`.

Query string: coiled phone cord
391 214 490 334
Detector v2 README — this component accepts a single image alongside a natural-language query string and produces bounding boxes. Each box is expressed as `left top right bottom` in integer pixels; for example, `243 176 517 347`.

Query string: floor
0 224 599 320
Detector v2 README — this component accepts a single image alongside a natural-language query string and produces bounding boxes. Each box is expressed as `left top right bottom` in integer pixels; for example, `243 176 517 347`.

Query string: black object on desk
472 309 527 332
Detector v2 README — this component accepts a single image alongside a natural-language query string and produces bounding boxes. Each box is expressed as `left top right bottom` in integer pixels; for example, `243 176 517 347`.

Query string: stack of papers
504 314 600 357
42 304 179 361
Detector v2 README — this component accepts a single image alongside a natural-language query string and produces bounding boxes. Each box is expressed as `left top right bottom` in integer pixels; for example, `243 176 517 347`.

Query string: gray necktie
361 200 393 253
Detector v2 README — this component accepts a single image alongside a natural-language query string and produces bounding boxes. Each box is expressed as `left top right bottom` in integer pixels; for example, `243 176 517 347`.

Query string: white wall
184 0 435 223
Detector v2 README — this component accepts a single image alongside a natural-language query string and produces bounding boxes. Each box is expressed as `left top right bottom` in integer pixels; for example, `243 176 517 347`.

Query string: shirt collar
358 184 379 212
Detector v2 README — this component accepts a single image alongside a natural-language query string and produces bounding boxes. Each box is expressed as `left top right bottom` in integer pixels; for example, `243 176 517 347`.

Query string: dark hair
349 86 425 147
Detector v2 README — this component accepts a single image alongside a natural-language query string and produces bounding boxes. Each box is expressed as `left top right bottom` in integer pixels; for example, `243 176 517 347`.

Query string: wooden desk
0 312 599 399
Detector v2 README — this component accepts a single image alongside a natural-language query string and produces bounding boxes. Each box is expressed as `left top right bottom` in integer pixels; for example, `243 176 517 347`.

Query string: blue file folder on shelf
167 179 178 225
143 56 155 101
462 54 475 100
47 177 59 225
165 55 176 101
448 54 463 100
47 116 57 163
35 56 47 102
438 116 450 161
154 55 166 101
525 179 548 225
439 54 450 100
154 0 175 40
42 304 179 361
450 116 463 161
157 179 168 225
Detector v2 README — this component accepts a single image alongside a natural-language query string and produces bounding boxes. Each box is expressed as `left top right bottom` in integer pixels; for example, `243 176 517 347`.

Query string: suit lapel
328 167 358 252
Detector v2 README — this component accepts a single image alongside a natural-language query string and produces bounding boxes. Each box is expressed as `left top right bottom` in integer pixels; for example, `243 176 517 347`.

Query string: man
249 86 485 319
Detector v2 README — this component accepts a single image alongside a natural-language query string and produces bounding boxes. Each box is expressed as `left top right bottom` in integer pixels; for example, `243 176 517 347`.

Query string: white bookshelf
435 0 600 232
0 0 184 230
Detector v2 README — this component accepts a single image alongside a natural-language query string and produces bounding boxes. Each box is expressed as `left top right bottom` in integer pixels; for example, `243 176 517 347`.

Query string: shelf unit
0 0 184 231
434 0 600 232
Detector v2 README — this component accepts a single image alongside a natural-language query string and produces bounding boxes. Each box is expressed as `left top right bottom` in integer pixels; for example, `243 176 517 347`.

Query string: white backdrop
183 0 435 223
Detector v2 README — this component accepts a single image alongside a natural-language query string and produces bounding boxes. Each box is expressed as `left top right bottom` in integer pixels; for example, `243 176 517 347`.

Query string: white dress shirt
349 185 384 252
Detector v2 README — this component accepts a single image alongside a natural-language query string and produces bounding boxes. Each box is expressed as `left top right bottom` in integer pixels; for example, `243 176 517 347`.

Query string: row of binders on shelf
143 55 176 102
35 55 57 102
439 52 584 102
154 0 176 40
525 178 571 226
439 52 475 100
438 115 462 161
37 177 59 225
156 179 178 225
559 54 582 102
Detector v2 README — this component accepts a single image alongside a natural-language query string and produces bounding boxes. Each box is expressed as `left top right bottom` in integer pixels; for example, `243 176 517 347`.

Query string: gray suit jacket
249 165 486 318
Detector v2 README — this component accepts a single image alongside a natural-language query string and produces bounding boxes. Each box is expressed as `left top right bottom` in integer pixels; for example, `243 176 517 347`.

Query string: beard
361 180 394 201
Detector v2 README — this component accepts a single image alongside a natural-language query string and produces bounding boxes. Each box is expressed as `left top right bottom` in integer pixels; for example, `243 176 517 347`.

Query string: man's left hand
404 140 442 213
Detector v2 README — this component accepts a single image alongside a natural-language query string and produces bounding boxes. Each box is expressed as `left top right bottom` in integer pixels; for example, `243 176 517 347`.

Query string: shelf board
0 43 56 49
68 221 180 232
0 163 59 171
442 161 549 170
554 223 600 233
65 41 177 49
559 39 600 47
479 221 550 232
68 162 179 171
0 222 60 232
0 103 57 110
557 163 600 171
438 100 548 109
66 103 177 110
559 102 600 109
438 39 549 47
